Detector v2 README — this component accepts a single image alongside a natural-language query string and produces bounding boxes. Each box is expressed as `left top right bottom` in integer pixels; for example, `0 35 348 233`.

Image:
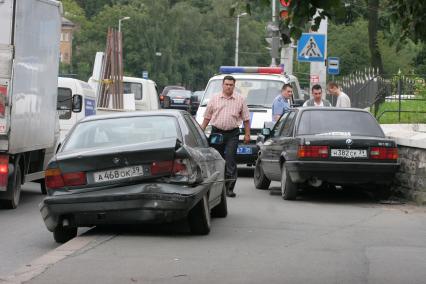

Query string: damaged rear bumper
40 173 218 232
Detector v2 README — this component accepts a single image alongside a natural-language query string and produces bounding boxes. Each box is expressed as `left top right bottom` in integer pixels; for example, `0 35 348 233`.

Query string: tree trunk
367 0 384 74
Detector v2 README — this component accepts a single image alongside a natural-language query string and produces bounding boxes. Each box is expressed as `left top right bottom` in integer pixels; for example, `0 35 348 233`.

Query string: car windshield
297 110 384 137
63 116 179 151
167 90 192 98
200 79 284 108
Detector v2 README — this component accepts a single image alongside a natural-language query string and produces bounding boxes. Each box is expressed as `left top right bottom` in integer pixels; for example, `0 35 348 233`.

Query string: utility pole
310 13 328 97
271 0 277 67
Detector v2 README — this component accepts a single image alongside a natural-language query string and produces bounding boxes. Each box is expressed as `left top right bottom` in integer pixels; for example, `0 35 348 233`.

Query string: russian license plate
331 149 367 158
237 146 252 155
173 99 184 104
93 165 145 183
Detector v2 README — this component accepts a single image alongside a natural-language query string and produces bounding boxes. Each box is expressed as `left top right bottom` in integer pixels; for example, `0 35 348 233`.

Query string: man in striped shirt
200 75 250 197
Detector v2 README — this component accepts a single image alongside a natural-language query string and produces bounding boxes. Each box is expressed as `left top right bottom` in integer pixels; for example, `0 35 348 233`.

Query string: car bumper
236 143 258 165
285 160 399 185
40 174 218 231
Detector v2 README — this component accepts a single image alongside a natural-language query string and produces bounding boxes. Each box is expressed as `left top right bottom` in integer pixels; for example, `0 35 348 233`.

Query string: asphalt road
0 183 58 276
2 169 426 284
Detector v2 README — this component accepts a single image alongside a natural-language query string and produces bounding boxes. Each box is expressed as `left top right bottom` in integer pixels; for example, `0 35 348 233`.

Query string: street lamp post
235 12 247 66
118 16 130 32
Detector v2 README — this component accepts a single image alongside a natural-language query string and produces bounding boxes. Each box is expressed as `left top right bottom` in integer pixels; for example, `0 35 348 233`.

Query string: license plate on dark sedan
237 146 252 155
93 165 145 183
331 149 367 158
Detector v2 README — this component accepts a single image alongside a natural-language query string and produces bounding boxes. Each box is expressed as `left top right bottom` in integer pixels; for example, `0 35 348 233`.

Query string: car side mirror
261 128 271 136
292 99 305 107
209 133 223 145
162 95 171 108
72 94 82 113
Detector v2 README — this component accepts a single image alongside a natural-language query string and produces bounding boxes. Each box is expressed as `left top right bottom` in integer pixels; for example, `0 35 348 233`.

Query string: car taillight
370 147 398 160
150 160 188 176
45 168 87 189
159 95 164 101
298 146 329 158
0 155 9 187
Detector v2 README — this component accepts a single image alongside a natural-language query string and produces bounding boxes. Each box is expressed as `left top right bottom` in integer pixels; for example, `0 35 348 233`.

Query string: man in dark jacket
303 84 331 107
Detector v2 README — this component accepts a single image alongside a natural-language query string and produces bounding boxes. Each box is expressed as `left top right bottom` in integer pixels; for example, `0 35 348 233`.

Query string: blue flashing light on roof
219 66 284 74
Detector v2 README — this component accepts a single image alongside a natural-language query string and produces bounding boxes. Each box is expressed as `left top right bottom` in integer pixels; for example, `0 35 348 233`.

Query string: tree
367 0 383 74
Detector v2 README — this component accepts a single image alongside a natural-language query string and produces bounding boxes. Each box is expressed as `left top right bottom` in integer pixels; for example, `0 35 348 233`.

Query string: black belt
211 126 239 133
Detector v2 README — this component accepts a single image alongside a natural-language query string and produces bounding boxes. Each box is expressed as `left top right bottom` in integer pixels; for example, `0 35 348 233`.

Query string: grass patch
374 99 426 123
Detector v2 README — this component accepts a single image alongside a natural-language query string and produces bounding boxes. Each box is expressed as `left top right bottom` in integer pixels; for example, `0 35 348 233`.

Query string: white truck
0 0 64 208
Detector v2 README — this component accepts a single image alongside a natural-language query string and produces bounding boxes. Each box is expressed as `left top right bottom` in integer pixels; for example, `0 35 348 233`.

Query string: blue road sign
142 71 148 79
297 33 326 62
327 57 340 75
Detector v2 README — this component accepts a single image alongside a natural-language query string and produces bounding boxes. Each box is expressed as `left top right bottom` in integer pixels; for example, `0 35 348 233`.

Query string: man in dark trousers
200 75 250 197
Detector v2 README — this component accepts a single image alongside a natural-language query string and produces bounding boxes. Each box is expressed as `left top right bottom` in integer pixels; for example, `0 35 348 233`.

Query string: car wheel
53 225 77 243
40 179 47 195
254 158 271 190
281 164 297 200
211 184 228 218
188 194 211 235
2 165 22 209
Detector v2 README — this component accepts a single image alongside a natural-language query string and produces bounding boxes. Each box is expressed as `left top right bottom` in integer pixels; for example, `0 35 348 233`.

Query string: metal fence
326 70 426 122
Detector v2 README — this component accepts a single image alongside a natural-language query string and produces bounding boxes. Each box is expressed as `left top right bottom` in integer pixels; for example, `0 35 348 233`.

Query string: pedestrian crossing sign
297 33 326 62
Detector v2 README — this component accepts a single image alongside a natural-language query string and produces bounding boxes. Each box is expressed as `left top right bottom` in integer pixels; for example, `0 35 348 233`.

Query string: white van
58 77 97 141
195 66 303 166
122 76 160 111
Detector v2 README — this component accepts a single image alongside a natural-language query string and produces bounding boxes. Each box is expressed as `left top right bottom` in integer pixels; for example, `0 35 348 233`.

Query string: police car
196 66 303 166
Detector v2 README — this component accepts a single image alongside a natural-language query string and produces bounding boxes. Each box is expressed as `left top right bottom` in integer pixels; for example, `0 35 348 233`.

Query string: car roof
297 107 371 114
80 110 187 123
208 73 297 83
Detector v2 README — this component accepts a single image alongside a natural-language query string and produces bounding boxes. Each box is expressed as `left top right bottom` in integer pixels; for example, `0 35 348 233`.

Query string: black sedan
40 110 227 243
254 107 399 200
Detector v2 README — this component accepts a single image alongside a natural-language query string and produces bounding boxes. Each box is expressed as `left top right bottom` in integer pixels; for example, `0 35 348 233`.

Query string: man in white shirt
327 81 351 108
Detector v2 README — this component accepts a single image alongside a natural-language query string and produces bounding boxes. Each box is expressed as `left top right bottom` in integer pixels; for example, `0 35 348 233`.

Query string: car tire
39 179 47 195
53 225 77 244
188 194 211 235
2 165 22 209
254 158 271 190
211 185 228 218
281 164 297 200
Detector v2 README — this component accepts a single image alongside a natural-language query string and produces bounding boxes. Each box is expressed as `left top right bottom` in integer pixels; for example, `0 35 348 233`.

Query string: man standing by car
303 84 332 107
200 75 250 197
272 84 293 122
327 81 351 107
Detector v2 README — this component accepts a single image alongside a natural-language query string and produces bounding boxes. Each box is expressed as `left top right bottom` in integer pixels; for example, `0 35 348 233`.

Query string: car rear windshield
297 110 384 137
63 116 180 151
200 79 284 108
167 90 192 98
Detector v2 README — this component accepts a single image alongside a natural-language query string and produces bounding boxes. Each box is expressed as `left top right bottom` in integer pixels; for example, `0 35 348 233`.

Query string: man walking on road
200 75 250 197
327 81 351 107
271 84 293 122
303 84 332 107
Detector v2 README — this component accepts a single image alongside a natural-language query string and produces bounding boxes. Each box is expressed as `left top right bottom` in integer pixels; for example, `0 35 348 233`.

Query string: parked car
159 85 185 108
40 110 227 243
166 89 193 113
254 107 399 200
190 90 204 115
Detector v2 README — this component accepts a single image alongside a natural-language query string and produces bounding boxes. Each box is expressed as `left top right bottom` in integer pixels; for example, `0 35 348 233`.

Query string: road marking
0 235 96 284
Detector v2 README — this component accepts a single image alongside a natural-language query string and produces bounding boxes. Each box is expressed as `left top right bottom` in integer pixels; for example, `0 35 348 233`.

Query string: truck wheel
254 158 271 190
211 184 227 218
53 225 77 243
3 165 22 209
281 165 297 200
188 194 211 235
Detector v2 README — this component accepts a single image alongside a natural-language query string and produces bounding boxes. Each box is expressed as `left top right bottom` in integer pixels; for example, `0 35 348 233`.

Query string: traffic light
279 0 291 20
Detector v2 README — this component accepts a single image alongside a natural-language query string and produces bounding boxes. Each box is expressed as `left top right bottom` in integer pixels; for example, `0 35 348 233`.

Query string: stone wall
392 146 426 205
381 124 426 205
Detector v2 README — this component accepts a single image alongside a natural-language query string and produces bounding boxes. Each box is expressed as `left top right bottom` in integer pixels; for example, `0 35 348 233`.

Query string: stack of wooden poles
97 27 124 109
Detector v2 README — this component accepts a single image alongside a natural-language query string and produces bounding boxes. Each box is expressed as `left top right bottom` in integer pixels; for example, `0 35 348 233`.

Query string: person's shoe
226 190 236 198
